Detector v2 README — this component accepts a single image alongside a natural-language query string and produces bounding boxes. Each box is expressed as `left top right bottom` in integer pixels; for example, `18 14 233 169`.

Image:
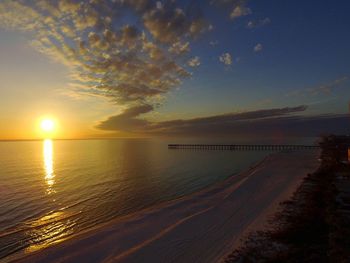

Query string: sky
0 0 349 140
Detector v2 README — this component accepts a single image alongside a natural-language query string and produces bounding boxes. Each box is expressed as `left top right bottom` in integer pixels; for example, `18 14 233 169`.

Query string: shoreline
12 150 320 263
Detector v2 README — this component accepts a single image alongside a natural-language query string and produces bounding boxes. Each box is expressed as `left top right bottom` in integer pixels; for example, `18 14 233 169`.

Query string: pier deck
168 144 319 151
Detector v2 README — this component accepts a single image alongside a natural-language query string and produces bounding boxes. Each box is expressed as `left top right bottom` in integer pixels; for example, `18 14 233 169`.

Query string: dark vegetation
225 135 350 263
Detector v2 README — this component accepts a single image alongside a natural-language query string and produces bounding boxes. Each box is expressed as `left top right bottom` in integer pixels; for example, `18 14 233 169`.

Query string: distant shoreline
12 150 319 263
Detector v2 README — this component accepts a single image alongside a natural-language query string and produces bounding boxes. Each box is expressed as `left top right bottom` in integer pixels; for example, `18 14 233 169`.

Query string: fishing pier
168 144 320 151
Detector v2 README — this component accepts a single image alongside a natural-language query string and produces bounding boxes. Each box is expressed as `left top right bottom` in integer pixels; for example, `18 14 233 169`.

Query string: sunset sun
40 119 55 132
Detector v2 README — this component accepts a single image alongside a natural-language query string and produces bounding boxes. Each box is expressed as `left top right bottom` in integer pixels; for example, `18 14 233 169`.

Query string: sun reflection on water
23 140 72 254
24 211 74 253
43 139 55 194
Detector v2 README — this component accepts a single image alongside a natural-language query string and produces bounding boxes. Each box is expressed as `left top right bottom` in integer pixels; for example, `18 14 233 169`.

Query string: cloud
230 5 251 19
142 1 210 44
219 52 232 65
97 105 349 137
169 114 349 137
211 0 251 20
0 0 211 108
97 105 307 132
168 41 190 55
247 18 271 29
187 56 201 67
96 104 154 131
254 43 263 52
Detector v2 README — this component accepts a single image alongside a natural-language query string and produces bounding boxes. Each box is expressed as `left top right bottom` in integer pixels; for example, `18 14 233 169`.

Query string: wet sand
15 150 320 263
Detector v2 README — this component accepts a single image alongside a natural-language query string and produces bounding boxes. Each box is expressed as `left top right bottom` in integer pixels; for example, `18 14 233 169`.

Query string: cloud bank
97 105 349 137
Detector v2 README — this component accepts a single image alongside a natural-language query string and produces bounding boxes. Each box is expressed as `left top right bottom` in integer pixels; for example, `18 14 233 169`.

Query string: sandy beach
14 150 320 263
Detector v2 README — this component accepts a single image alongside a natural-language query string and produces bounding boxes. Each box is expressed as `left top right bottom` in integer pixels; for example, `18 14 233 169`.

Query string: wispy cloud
308 76 349 95
219 52 233 65
286 76 349 97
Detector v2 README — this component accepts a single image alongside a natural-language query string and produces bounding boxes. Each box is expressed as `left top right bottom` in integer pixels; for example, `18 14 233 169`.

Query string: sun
40 119 55 132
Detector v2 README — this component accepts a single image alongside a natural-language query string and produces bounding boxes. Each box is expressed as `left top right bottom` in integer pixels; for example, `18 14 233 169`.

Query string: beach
15 150 320 263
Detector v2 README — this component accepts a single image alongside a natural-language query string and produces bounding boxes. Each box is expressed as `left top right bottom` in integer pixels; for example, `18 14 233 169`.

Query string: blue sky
160 0 350 118
0 0 349 139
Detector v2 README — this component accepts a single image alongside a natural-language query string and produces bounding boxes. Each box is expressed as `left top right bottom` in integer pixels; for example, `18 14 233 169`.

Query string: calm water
0 138 277 260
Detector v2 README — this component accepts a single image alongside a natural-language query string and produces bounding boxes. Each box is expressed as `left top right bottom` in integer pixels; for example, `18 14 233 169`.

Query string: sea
0 137 316 261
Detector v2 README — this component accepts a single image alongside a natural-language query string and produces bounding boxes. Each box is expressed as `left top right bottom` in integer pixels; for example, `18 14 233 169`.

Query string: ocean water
0 138 279 260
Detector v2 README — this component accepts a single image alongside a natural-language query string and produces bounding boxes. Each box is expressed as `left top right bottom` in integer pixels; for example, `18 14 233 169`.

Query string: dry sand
15 150 320 263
